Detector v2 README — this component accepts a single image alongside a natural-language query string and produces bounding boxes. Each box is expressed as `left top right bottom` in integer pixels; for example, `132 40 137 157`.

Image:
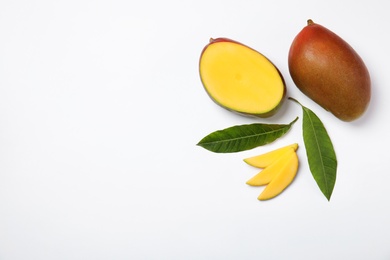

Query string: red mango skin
288 20 371 122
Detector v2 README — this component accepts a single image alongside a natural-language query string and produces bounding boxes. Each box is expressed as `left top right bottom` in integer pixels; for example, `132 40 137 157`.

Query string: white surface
0 0 389 259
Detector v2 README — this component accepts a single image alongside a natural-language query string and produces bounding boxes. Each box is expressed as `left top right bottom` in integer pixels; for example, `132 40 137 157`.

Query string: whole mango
288 19 371 122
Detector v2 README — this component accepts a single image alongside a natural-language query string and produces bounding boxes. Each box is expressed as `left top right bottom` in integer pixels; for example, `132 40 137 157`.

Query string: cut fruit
199 38 286 118
258 151 299 200
246 148 295 186
244 143 298 168
244 143 300 200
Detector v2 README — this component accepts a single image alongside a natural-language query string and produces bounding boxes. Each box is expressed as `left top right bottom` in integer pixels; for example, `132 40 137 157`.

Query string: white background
0 0 389 259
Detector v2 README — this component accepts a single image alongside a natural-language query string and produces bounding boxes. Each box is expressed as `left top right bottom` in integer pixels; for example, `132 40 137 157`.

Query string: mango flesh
199 38 286 117
288 20 371 122
244 143 298 168
258 149 299 200
246 148 295 186
245 143 299 200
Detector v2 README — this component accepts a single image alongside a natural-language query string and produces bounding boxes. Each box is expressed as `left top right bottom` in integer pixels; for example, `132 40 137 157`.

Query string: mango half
199 38 286 117
288 20 371 122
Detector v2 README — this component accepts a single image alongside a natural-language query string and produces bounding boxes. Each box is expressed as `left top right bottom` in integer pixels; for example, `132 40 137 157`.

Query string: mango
258 149 299 200
199 38 286 118
246 148 295 186
244 143 298 168
288 20 371 122
245 144 299 200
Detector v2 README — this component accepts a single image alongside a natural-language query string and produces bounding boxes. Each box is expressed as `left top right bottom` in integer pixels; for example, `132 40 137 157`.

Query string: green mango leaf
289 97 337 201
197 117 298 153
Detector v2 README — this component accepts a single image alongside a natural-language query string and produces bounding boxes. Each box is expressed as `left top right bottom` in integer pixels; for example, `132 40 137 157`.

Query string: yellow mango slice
258 150 299 200
244 143 298 168
246 149 295 186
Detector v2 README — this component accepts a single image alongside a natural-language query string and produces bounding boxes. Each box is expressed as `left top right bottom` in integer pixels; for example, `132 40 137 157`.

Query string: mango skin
288 20 371 122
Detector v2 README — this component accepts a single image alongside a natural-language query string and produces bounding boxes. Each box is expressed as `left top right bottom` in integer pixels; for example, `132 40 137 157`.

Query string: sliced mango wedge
246 149 295 186
244 143 298 168
245 143 299 200
258 150 299 200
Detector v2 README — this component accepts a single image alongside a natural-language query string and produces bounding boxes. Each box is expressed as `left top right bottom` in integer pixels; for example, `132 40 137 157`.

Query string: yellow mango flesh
258 150 299 200
244 143 298 168
246 148 295 186
199 38 285 117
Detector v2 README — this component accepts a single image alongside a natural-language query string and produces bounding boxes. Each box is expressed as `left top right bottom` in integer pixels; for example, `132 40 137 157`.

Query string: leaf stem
288 97 301 106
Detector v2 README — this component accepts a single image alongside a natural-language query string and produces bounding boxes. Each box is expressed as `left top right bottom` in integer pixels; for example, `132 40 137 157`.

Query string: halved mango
246 148 295 186
199 38 286 117
244 143 299 168
258 150 299 200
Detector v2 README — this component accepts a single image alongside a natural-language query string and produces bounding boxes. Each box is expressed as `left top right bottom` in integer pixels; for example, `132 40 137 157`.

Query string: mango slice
199 38 286 118
244 143 298 168
246 149 295 186
258 150 299 200
245 143 300 200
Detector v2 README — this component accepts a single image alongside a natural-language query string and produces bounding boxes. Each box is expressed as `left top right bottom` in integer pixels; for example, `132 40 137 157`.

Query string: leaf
197 117 298 153
289 97 337 201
